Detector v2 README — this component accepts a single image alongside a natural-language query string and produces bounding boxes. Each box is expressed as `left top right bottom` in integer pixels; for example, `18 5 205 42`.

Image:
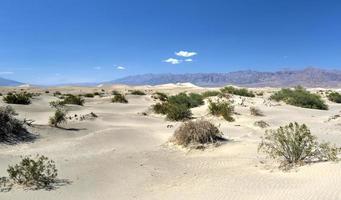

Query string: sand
1 85 341 199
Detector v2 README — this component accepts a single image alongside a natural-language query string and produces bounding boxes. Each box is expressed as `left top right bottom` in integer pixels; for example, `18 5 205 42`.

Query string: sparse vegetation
168 92 204 108
152 102 169 114
112 93 128 103
208 99 234 121
327 92 341 103
6 155 58 189
270 86 328 110
220 86 255 97
45 91 50 94
111 90 120 95
258 122 338 168
172 120 224 147
250 107 264 116
3 93 32 105
84 93 94 98
130 90 146 95
53 91 62 96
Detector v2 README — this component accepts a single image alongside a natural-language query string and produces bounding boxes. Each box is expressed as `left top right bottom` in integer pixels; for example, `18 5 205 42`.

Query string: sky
0 0 341 85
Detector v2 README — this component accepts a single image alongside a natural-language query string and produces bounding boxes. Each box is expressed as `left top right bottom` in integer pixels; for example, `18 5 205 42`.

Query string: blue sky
0 0 341 84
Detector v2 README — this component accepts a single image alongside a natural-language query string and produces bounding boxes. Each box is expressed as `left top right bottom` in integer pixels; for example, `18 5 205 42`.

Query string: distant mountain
112 67 341 87
0 77 23 86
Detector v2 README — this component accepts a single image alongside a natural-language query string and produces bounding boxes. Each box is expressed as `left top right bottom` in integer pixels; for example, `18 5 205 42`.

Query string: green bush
0 106 29 143
111 90 120 95
270 86 328 110
202 90 221 98
327 92 341 103
112 94 128 103
62 94 85 106
53 91 62 96
152 103 169 114
166 103 192 121
7 155 58 189
49 108 67 127
153 92 168 101
208 99 234 121
172 120 223 147
258 122 338 168
130 90 146 95
168 92 204 108
84 93 94 98
3 93 31 105
220 86 255 97
93 92 100 96
45 91 50 94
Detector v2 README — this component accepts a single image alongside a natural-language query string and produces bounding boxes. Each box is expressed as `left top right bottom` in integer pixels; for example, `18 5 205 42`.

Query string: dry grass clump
208 99 234 122
1 155 59 191
250 107 264 116
172 120 224 148
254 120 269 128
112 93 128 103
258 122 338 169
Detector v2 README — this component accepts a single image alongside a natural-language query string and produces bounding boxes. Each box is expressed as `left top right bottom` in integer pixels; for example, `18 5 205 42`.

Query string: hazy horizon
1 0 341 84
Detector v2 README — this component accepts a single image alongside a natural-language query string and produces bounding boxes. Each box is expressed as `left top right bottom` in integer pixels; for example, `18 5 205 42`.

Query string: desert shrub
93 92 100 96
112 94 128 103
53 91 61 96
327 92 341 103
250 107 264 116
254 120 269 128
153 92 168 101
3 93 31 105
49 108 67 127
152 103 169 114
45 91 49 94
166 103 192 121
7 155 58 189
62 94 84 106
0 106 29 143
172 120 223 147
270 86 327 110
220 86 255 97
256 91 264 96
258 122 338 168
208 99 234 121
111 90 120 95
130 90 146 95
202 90 221 98
84 93 94 98
168 92 204 108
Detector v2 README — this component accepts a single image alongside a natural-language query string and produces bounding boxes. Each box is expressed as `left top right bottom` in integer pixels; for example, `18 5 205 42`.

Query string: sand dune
0 86 341 199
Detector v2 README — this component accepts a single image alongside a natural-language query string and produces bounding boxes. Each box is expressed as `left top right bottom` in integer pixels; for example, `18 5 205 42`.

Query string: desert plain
1 83 341 200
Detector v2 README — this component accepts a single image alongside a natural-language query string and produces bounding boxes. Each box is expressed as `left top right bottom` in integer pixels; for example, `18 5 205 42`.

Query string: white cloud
185 58 193 62
94 66 101 70
164 58 181 64
0 71 14 75
116 66 126 70
175 51 197 57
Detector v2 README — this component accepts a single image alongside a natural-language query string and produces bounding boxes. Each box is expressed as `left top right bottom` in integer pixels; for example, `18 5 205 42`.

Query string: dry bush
250 107 264 116
254 120 269 128
258 122 338 168
172 120 224 147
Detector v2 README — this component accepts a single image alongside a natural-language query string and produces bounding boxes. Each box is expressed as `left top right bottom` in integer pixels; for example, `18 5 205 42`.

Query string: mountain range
1 67 341 87
112 67 341 87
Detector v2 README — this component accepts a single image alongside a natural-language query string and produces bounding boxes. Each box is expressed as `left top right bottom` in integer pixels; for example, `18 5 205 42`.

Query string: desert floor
1 84 341 200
